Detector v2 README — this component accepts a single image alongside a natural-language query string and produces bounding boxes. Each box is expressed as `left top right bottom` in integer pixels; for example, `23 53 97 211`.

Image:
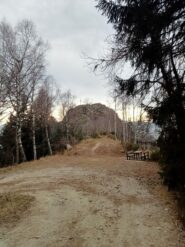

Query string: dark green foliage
0 115 16 166
96 0 185 190
125 143 139 152
150 150 161 162
107 133 116 140
51 124 65 153
0 114 66 167
21 114 33 161
91 133 100 139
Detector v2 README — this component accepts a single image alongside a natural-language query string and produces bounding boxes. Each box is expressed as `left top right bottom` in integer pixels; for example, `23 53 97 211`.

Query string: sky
0 0 119 106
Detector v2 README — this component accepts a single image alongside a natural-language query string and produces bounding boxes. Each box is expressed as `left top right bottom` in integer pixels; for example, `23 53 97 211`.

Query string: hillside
68 136 123 156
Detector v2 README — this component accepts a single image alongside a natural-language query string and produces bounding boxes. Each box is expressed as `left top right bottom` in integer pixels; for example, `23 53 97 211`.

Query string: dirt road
0 137 184 246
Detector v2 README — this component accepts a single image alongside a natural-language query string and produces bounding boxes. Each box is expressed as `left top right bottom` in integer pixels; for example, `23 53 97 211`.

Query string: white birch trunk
114 97 117 139
31 87 37 160
122 102 125 143
45 124 52 155
124 105 128 143
17 121 27 162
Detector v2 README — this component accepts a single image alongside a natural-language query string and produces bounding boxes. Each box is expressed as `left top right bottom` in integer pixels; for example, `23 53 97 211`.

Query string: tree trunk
17 124 27 162
31 87 37 160
66 122 69 142
32 111 37 160
45 124 52 155
65 114 69 142
132 98 137 144
122 102 125 143
124 105 128 143
15 125 19 164
114 97 117 139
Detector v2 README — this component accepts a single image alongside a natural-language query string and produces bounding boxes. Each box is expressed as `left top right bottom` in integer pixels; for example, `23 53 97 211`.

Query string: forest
0 20 79 166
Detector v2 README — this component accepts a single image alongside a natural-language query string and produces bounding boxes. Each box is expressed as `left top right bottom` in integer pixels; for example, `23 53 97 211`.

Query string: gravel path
0 137 184 247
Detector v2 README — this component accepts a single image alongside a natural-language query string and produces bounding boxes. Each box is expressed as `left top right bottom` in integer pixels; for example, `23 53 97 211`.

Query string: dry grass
0 155 62 175
0 137 122 175
68 136 123 156
0 193 35 227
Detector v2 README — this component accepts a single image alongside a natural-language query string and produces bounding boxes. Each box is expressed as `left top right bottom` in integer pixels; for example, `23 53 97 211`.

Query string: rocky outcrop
62 103 123 139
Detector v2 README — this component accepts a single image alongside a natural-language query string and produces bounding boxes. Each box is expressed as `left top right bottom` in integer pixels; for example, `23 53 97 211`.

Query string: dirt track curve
0 137 184 247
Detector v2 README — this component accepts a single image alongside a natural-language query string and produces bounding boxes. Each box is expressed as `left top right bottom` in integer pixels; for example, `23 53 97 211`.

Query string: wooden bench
126 151 134 160
133 151 142 160
127 151 150 161
141 151 150 160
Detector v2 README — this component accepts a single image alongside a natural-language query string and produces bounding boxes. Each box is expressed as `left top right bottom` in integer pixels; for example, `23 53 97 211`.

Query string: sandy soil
0 136 184 247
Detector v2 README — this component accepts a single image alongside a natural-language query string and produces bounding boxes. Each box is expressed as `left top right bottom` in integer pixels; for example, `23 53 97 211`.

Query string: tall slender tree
34 76 57 156
59 90 76 142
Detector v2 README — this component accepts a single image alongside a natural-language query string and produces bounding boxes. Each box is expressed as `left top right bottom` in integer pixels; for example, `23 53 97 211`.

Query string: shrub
150 150 161 162
132 144 139 151
107 133 116 140
91 133 100 139
125 143 139 152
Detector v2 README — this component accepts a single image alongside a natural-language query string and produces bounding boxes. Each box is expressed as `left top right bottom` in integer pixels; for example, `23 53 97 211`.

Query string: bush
157 129 185 190
133 144 139 151
75 131 84 141
107 133 116 140
91 133 100 139
125 143 139 152
150 150 161 162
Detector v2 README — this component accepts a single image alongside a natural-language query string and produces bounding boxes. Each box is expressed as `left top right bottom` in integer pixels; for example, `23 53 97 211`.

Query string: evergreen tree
96 0 185 189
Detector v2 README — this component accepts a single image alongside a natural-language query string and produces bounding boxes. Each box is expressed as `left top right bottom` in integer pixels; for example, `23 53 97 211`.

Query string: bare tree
59 90 76 142
34 76 57 156
117 95 130 143
60 90 76 119
0 74 9 121
113 95 117 139
30 79 41 160
0 20 47 163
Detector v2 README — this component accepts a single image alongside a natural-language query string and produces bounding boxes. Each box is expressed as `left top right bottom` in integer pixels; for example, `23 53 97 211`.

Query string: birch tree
60 90 76 142
34 76 57 156
0 20 47 163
